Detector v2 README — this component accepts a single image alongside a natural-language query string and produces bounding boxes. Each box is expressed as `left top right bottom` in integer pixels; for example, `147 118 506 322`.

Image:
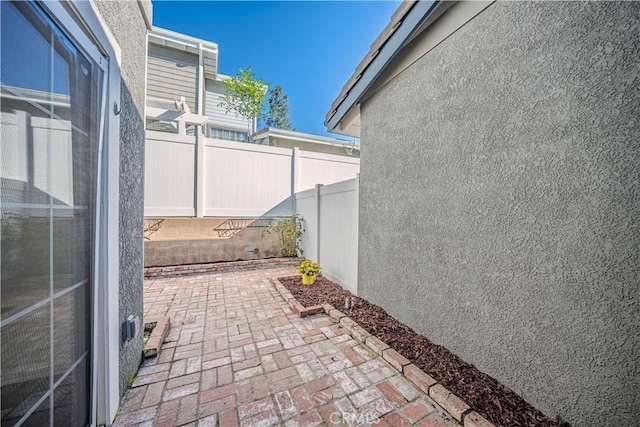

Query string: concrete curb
144 257 303 278
270 282 498 427
143 316 171 359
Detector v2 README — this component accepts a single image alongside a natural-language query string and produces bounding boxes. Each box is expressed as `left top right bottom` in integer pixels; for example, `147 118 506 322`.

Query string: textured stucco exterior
93 1 148 399
143 218 283 267
358 2 639 426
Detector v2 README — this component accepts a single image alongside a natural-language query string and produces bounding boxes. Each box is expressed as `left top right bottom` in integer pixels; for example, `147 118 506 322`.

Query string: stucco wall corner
358 2 640 425
93 0 148 399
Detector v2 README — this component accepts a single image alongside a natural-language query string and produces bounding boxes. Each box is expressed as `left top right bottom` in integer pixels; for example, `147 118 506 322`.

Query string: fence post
197 43 204 115
195 127 205 217
291 147 300 215
355 174 360 293
315 183 323 264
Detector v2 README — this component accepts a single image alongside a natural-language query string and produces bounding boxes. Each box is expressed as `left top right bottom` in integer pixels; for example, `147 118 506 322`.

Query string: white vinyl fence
2 111 75 206
296 177 359 295
144 130 360 217
203 139 292 217
145 132 196 216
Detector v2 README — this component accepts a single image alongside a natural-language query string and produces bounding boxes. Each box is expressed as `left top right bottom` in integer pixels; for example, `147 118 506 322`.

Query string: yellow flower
297 260 321 276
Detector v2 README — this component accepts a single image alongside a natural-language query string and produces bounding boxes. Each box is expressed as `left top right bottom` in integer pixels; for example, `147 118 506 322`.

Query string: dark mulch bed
278 275 568 427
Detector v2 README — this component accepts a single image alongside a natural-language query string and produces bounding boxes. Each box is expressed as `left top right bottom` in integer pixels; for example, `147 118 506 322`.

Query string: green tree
218 67 267 142
264 85 293 130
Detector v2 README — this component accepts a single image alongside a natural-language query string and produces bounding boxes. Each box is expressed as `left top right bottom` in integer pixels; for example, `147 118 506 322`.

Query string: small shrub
262 215 304 257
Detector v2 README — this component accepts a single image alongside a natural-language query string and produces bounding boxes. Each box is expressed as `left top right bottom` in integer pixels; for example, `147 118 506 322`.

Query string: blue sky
152 1 401 137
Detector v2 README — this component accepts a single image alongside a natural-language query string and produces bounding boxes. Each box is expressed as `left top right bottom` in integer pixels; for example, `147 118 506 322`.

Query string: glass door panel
1 1 103 425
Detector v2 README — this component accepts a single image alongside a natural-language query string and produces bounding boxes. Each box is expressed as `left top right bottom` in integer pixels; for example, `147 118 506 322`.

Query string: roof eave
325 0 439 136
149 26 219 83
255 128 358 148
149 26 219 52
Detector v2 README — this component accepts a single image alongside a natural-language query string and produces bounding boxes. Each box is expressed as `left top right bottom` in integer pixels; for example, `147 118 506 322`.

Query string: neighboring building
145 26 359 157
254 127 360 157
326 1 639 426
145 27 249 139
1 0 150 425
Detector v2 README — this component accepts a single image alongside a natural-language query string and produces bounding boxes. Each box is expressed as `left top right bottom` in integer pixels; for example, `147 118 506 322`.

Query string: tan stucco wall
143 218 284 266
146 218 227 241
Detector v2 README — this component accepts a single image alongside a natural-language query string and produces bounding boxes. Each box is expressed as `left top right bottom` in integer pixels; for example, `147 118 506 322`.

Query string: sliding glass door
1 1 105 425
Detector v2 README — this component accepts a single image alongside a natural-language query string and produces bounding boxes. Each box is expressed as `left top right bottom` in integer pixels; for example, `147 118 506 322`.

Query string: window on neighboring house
208 127 248 142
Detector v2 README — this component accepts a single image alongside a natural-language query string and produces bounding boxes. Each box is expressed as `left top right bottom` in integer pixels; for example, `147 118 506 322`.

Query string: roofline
325 0 439 133
149 26 218 53
254 128 359 148
1 85 71 108
137 0 153 30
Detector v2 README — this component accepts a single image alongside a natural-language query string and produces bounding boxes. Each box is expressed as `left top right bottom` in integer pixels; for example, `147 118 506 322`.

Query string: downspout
195 43 205 217
197 43 204 116
253 117 258 141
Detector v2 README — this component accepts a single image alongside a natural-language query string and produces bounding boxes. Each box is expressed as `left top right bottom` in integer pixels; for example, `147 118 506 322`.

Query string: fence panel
203 138 293 217
296 177 359 294
144 131 360 217
3 111 74 206
144 131 196 216
298 151 360 192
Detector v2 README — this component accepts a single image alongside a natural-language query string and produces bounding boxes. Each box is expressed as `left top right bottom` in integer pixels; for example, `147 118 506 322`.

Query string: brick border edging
144 257 304 279
270 278 496 427
322 304 495 427
323 302 495 427
143 316 171 358
270 278 324 317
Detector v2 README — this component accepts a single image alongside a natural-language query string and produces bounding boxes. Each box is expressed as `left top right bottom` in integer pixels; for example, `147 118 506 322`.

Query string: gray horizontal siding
147 44 198 112
205 80 248 131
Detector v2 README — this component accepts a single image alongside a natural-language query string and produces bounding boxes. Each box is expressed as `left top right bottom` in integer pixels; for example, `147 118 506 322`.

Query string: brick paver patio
115 266 461 426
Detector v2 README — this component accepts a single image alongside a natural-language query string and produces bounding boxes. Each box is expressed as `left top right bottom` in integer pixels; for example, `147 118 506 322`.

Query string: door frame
36 1 122 425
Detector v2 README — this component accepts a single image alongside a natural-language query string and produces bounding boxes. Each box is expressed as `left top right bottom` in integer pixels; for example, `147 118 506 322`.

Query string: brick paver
115 266 461 426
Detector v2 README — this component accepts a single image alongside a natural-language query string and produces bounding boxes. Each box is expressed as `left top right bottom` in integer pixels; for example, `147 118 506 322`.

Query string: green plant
126 373 136 389
261 215 304 257
218 67 268 142
263 85 293 130
297 260 321 277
